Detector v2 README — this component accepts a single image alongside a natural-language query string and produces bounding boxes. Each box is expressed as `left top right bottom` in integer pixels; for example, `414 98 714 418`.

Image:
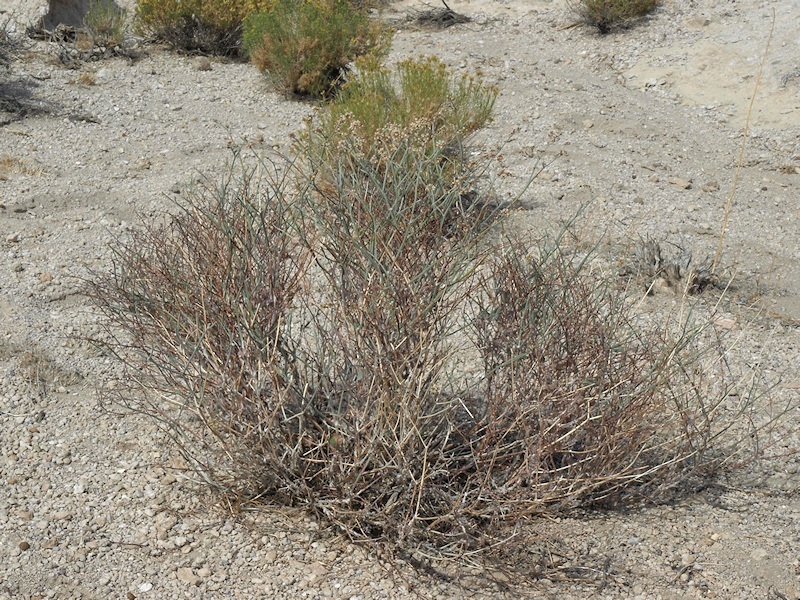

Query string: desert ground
1 0 799 598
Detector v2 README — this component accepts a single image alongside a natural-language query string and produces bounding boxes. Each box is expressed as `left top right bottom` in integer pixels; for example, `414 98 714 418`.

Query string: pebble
176 567 202 586
668 177 693 189
751 548 769 561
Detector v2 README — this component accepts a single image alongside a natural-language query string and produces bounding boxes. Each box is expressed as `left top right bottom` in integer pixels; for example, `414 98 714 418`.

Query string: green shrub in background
242 0 389 98
136 0 272 54
303 55 497 179
569 0 660 33
84 0 128 48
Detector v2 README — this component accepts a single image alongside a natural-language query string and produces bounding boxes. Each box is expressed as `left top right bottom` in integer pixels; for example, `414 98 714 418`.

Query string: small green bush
242 0 389 98
304 55 496 175
569 0 660 33
136 0 272 54
84 0 128 48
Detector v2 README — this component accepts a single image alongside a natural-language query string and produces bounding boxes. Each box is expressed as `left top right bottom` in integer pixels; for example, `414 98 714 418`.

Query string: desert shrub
569 0 660 33
622 237 716 294
470 241 732 510
242 0 389 98
305 55 496 168
0 16 22 70
84 0 128 48
136 0 272 54
88 143 779 557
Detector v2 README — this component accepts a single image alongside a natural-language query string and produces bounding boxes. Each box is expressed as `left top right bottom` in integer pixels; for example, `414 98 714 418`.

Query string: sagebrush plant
242 0 389 98
87 140 783 558
136 0 272 54
84 0 128 48
304 55 497 169
569 0 660 33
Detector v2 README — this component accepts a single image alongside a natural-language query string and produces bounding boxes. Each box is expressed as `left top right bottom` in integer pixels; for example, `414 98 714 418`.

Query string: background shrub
242 0 389 98
302 54 497 191
84 0 128 48
569 0 660 33
136 0 272 54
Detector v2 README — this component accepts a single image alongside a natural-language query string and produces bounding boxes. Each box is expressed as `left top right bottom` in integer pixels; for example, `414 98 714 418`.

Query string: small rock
6 232 20 243
668 177 692 189
751 547 769 561
197 567 211 578
713 317 737 330
18 510 33 521
19 541 30 551
701 180 720 192
139 582 153 592
42 537 58 549
52 511 73 521
685 16 711 28
38 272 53 283
582 119 594 129
196 58 212 72
176 567 201 586
264 549 277 564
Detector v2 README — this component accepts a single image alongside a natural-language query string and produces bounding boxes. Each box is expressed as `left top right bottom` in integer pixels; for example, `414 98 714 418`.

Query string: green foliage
135 0 272 54
84 0 128 47
242 0 389 98
569 0 660 33
305 55 497 172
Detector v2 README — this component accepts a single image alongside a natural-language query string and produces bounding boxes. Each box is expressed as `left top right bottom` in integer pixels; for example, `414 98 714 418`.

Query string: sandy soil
1 0 799 598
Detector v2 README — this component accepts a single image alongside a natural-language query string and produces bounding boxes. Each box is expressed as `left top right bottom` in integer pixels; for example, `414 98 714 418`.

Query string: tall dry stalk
712 8 775 276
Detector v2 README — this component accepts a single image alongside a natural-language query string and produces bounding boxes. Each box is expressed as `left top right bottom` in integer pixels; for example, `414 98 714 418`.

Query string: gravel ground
1 0 799 598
